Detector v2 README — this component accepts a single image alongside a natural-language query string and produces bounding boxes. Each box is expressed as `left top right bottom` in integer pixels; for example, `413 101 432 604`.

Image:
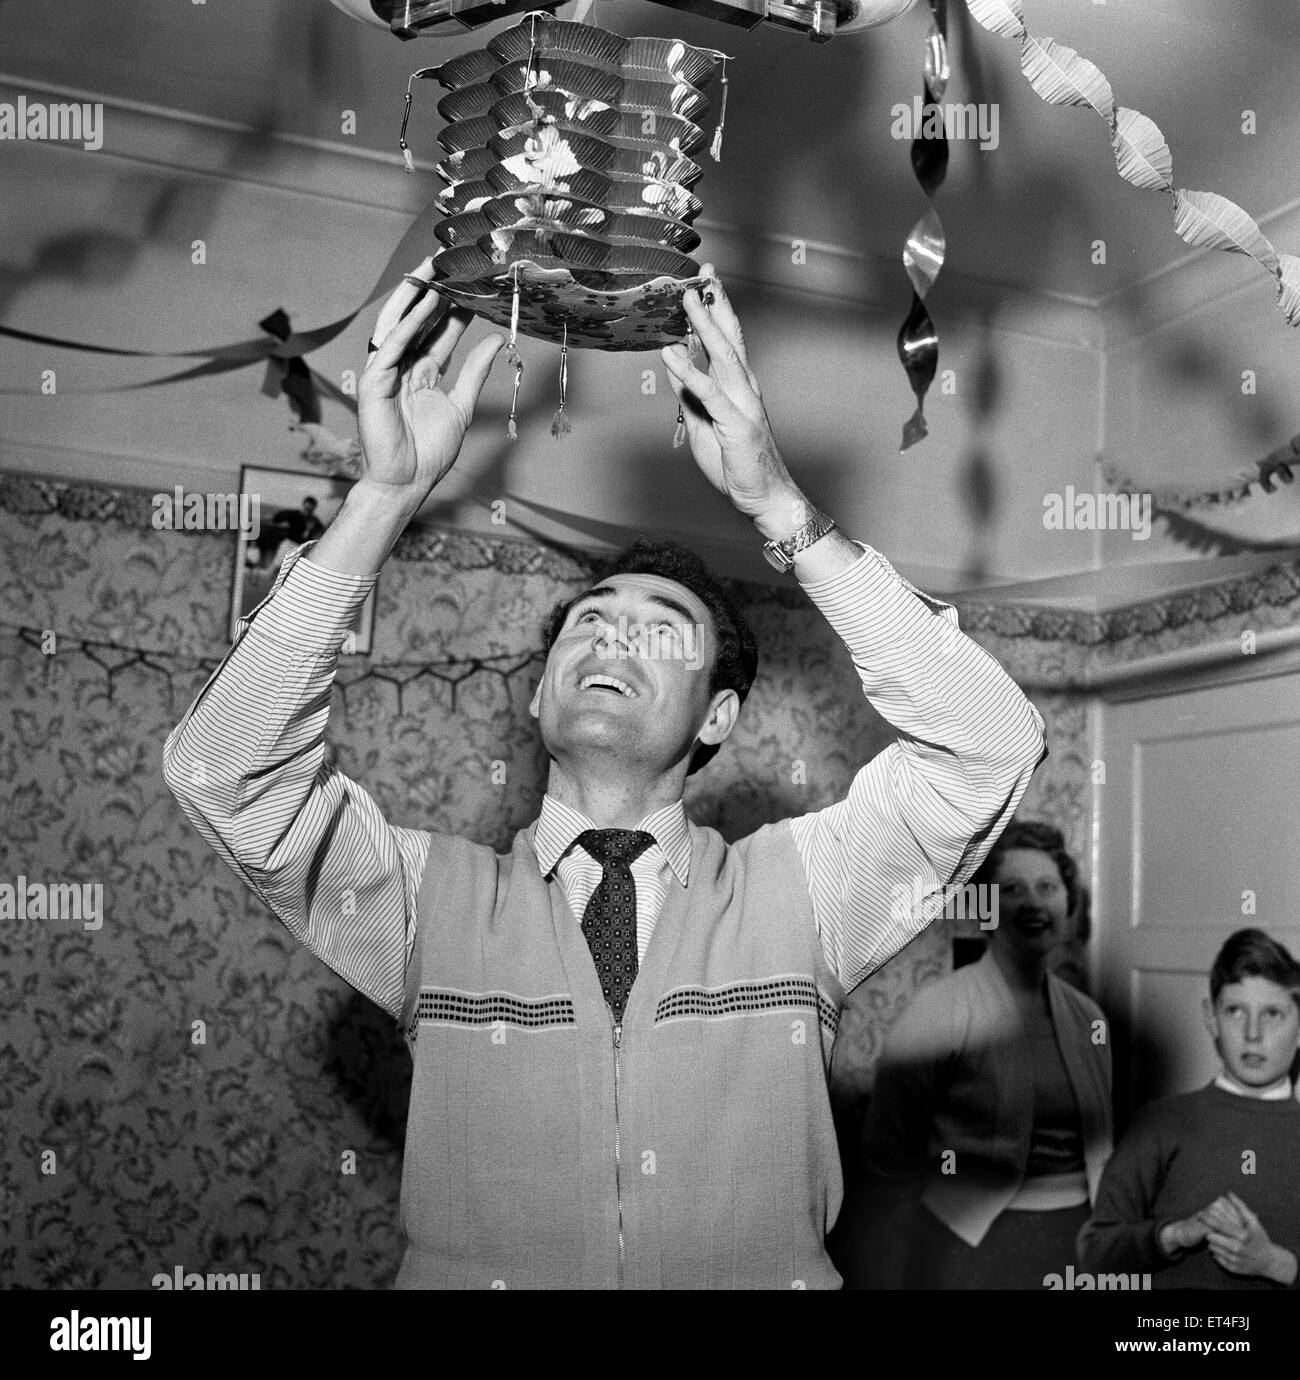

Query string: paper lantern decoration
420 13 726 358
329 0 918 43
834 0 918 29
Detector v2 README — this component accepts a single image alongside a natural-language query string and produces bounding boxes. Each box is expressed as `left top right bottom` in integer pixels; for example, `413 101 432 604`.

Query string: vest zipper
611 1015 625 1289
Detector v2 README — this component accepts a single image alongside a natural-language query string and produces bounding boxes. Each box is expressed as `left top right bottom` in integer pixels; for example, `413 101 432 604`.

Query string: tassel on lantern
551 323 571 439
506 267 525 440
522 13 546 121
507 357 523 441
398 68 437 174
505 265 522 367
709 57 729 163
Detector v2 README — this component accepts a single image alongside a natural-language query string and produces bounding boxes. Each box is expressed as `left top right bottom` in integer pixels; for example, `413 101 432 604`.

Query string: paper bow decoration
419 13 727 354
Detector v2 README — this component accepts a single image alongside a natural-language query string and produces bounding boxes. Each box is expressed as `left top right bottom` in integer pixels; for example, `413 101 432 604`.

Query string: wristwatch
762 508 837 572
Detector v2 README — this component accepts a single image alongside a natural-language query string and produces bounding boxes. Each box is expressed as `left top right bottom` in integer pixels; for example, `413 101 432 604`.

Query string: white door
1095 663 1300 1120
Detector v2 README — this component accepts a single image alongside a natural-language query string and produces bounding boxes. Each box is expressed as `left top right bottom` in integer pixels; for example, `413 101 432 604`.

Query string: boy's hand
1206 1193 1297 1283
1200 1194 1248 1235
1158 1213 1211 1256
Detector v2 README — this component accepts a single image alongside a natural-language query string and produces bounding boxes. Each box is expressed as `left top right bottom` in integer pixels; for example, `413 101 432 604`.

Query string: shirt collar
534 793 691 886
1213 1070 1294 1101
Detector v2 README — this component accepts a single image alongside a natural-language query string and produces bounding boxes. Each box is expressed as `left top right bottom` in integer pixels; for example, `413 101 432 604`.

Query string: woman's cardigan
849 950 1112 1288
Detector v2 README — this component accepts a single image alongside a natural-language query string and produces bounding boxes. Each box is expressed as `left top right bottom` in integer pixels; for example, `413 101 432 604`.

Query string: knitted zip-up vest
395 816 846 1289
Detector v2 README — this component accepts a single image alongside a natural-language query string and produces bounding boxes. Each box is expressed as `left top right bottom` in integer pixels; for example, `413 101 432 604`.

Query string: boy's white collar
1213 1070 1293 1101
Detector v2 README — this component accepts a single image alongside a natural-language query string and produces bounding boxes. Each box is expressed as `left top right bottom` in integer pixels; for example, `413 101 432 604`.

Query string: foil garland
896 0 949 452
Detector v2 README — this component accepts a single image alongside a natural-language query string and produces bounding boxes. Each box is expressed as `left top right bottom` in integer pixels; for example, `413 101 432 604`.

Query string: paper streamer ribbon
258 309 321 424
962 0 1300 326
897 0 949 452
0 193 453 395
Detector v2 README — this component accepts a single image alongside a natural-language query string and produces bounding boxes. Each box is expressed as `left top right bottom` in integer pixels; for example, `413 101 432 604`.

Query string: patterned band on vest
575 829 656 1023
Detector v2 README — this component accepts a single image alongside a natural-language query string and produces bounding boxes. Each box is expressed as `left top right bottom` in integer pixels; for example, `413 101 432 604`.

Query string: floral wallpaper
0 473 898 1289
3 471 1296 1289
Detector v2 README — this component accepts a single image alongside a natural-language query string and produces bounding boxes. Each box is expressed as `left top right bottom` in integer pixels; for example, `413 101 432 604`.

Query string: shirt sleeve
1076 1107 1183 1274
788 542 1047 991
161 545 430 1020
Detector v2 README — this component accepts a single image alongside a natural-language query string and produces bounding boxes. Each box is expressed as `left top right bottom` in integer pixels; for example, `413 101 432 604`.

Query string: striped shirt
162 539 1046 1015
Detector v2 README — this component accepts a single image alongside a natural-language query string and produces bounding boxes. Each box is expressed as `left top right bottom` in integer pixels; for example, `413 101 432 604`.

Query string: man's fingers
370 257 438 341
661 356 707 423
698 265 748 360
446 333 505 416
370 284 446 369
679 286 756 397
416 305 475 375
682 268 760 391
662 344 744 427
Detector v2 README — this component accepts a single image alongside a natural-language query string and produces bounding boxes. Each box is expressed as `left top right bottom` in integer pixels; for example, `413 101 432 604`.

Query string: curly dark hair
539 538 759 774
970 819 1081 922
1210 928 1300 1006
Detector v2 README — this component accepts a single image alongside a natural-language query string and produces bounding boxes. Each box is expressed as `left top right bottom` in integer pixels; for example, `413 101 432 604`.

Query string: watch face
763 543 791 572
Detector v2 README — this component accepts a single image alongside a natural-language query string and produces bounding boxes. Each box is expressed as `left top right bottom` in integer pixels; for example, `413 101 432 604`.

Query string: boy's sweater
1078 1084 1300 1289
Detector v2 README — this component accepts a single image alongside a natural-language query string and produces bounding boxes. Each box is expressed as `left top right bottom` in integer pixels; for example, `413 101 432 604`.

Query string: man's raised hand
660 266 799 522
358 258 503 502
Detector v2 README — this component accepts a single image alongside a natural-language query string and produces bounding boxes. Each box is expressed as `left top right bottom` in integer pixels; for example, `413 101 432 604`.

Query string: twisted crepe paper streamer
962 0 1300 327
1102 433 1300 513
897 0 949 452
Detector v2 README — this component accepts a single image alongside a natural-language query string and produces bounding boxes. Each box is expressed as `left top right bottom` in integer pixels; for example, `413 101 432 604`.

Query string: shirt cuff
243 543 377 654
798 538 959 652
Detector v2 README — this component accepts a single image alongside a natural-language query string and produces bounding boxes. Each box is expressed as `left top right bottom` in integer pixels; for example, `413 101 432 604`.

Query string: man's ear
529 679 542 720
1201 995 1219 1043
696 687 741 750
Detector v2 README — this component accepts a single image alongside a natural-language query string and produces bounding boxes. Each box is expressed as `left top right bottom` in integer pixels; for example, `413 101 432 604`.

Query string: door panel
1096 671 1300 1120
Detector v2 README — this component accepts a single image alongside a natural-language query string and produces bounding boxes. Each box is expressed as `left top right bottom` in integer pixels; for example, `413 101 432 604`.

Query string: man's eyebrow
646 593 698 623
570 586 699 625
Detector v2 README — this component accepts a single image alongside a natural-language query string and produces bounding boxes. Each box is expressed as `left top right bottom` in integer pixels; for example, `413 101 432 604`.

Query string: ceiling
3 0 1298 303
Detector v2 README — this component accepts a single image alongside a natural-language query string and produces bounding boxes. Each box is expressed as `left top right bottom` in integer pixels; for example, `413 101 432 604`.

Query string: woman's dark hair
539 537 759 773
970 819 1081 922
1210 929 1300 1006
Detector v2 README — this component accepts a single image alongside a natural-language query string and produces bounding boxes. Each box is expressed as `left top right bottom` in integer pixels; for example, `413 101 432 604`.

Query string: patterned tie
576 829 657 1023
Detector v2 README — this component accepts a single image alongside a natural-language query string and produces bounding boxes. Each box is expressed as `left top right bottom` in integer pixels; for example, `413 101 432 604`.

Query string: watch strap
763 508 837 571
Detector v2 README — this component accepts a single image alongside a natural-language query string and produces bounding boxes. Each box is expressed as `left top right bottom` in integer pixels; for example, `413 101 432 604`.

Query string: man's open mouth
579 673 636 697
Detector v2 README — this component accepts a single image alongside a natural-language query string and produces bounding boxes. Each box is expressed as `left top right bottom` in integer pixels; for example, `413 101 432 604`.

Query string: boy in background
1078 928 1300 1289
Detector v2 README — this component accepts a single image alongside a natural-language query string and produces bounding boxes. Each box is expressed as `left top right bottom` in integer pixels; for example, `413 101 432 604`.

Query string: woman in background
846 820 1113 1289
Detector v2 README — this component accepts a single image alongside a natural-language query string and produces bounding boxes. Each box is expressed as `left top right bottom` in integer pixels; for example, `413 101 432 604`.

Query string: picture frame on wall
229 464 376 653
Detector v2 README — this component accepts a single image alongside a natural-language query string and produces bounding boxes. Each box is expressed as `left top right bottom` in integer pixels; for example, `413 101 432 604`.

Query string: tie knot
577 828 657 868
